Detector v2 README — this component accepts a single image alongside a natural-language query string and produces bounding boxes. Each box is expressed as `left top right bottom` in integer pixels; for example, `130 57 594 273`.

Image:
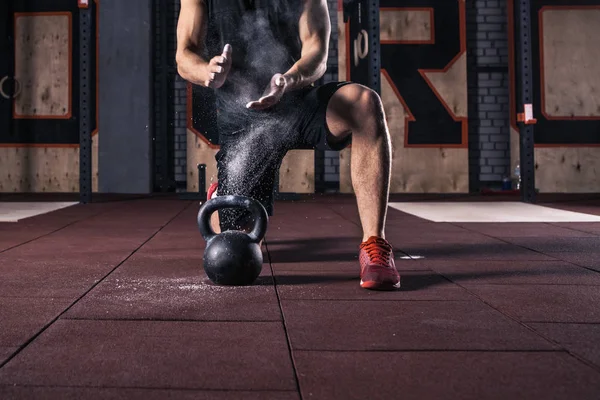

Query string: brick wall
467 0 511 188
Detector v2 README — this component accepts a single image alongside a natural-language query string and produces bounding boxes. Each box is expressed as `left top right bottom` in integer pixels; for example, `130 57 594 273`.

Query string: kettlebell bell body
198 195 268 285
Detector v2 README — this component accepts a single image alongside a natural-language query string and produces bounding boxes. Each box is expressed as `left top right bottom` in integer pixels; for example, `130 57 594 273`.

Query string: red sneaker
359 236 400 290
207 182 218 201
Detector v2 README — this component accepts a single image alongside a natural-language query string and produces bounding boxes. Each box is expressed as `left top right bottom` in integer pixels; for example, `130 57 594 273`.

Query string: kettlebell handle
197 195 268 243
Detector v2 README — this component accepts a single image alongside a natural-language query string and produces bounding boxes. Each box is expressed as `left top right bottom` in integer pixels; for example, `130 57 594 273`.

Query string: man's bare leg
325 83 398 290
325 84 392 242
210 212 221 234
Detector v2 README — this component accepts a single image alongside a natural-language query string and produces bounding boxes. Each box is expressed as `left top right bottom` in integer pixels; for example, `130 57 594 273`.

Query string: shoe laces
360 237 392 265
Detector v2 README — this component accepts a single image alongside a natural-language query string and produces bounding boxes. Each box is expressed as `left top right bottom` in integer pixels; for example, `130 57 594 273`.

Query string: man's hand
246 74 288 110
205 44 232 89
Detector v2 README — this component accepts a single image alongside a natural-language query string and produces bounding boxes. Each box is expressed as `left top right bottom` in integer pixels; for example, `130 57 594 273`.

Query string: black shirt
205 0 303 115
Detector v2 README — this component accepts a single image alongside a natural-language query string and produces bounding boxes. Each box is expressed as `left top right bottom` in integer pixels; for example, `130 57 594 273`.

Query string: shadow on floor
272 272 445 291
265 237 409 263
270 269 596 289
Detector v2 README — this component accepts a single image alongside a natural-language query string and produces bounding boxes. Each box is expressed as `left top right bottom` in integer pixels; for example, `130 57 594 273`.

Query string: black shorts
215 81 353 231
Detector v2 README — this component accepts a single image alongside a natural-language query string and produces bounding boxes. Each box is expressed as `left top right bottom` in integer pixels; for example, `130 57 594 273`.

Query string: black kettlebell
197 195 268 285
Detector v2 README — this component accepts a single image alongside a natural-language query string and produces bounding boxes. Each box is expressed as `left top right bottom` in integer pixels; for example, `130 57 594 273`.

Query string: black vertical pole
368 0 381 95
514 0 536 203
79 4 93 204
314 77 325 193
344 0 381 94
197 163 206 198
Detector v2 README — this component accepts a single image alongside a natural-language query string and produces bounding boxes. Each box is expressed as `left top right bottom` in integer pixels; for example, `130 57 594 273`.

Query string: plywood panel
187 130 219 193
0 136 98 193
422 52 468 118
535 147 600 193
279 150 314 193
380 9 433 43
14 14 71 118
541 9 600 118
340 72 468 193
0 147 78 192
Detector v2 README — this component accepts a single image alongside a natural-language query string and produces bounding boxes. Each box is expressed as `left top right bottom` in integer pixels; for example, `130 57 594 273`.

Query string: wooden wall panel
0 147 78 192
187 131 219 193
279 150 314 193
380 9 433 43
535 147 600 193
541 9 600 118
13 14 71 118
422 53 468 119
0 136 99 193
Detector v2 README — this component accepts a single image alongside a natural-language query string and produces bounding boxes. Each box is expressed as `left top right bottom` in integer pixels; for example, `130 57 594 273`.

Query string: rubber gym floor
1 194 600 399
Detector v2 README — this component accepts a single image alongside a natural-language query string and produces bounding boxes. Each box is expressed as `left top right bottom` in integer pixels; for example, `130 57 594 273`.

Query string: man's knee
329 84 384 133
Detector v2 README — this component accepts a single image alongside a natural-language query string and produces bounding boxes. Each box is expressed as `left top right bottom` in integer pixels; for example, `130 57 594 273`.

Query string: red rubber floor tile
267 203 362 239
501 237 600 253
544 203 600 216
0 201 133 251
0 297 72 347
384 224 489 243
551 222 600 235
69 201 188 230
0 387 299 400
0 320 296 391
139 232 205 256
265 236 418 268
266 236 363 265
422 260 600 285
0 230 52 253
266 223 362 240
385 224 512 244
275 270 473 301
281 300 555 351
0 258 111 298
64 256 280 321
294 351 600 400
455 223 597 238
466 285 600 323
0 347 16 364
548 253 600 272
270 258 430 272
7 228 157 260
272 201 353 218
393 241 555 261
529 323 600 367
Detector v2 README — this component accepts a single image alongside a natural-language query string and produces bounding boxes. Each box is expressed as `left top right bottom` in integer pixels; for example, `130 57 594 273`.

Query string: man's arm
283 0 331 91
175 0 209 85
176 0 231 87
